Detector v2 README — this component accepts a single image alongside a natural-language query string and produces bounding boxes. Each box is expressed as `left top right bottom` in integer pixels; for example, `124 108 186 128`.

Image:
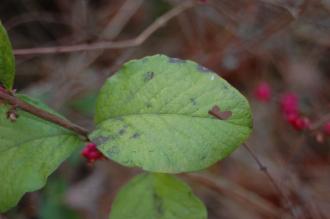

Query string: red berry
86 142 96 150
254 82 271 102
289 116 310 131
89 151 99 159
81 142 104 163
285 112 299 123
280 92 299 115
323 122 330 136
82 148 90 157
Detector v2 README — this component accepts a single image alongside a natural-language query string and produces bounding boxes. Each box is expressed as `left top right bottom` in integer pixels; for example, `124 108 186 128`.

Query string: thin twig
13 0 196 56
207 109 295 217
100 0 145 40
243 143 283 196
0 90 89 140
242 143 296 218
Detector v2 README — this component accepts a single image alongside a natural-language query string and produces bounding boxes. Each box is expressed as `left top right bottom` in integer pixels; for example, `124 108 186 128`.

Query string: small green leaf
109 173 207 219
0 96 82 212
0 22 15 89
91 54 252 173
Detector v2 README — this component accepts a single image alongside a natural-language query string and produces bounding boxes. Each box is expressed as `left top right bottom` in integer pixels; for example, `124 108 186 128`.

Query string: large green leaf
0 96 82 212
109 173 207 219
0 22 15 89
91 54 252 173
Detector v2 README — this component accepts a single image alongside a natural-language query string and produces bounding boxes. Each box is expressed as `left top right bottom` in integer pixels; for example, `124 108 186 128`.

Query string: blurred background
1 0 330 218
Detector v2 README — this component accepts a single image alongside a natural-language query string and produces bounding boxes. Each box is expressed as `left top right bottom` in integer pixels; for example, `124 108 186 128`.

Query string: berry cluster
81 142 104 163
254 82 330 137
280 92 310 131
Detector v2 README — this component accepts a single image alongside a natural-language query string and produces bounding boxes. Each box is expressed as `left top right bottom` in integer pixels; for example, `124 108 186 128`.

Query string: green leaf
0 22 15 89
109 173 207 219
0 96 82 213
91 54 252 173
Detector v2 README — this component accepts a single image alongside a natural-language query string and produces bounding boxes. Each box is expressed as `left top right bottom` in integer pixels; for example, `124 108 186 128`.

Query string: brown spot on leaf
200 155 207 160
118 129 126 135
118 125 128 135
145 102 152 108
190 98 197 106
93 136 111 145
208 105 232 120
131 133 140 139
108 145 120 156
144 71 154 81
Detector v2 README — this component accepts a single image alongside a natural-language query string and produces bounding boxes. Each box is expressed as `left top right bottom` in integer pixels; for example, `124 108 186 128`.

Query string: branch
242 143 284 196
242 143 296 218
0 90 89 140
207 109 296 217
100 0 145 40
13 0 196 56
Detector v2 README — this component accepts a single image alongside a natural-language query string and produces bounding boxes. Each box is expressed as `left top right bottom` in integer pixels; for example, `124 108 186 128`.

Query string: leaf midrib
98 113 249 129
